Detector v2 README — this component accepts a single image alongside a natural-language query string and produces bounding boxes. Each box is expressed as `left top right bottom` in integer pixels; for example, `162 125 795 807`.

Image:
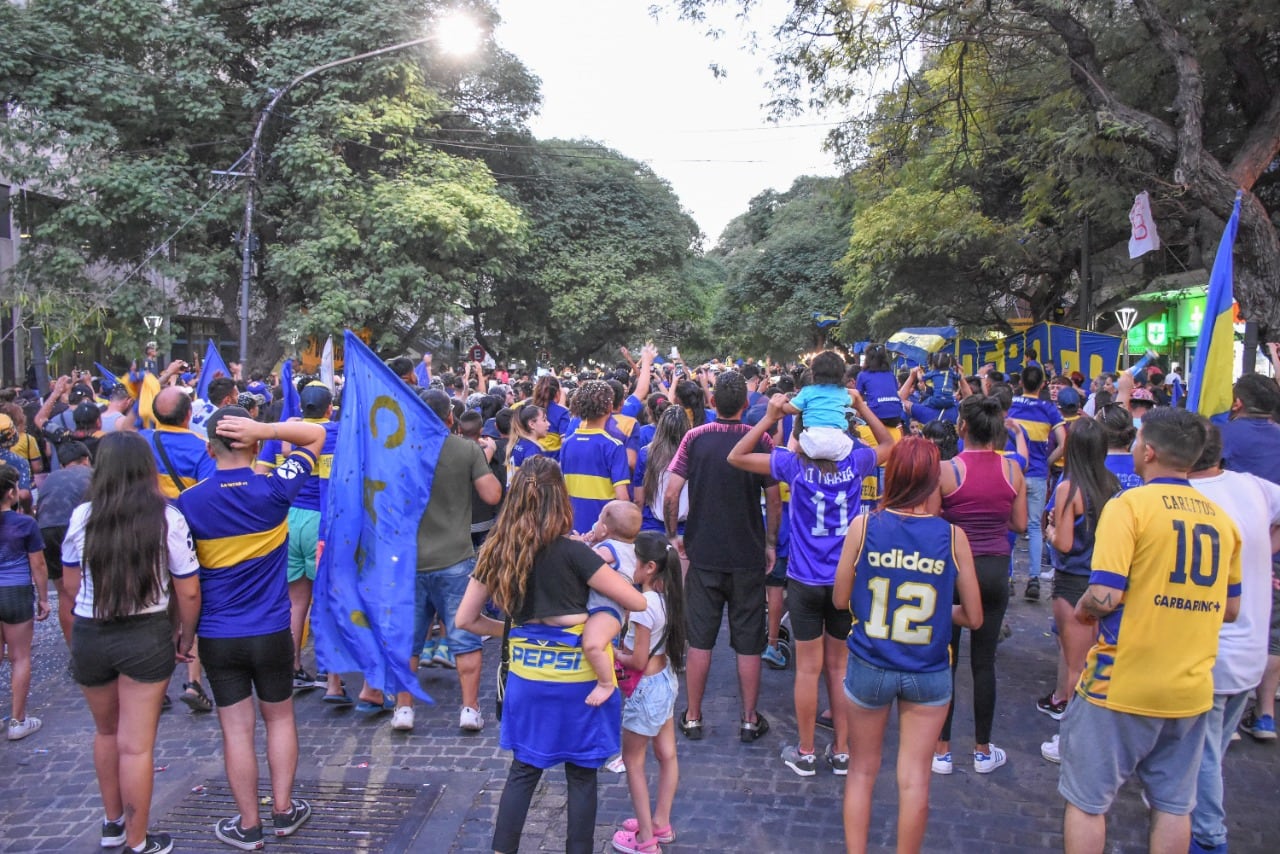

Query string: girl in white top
611 532 687 854
62 432 201 854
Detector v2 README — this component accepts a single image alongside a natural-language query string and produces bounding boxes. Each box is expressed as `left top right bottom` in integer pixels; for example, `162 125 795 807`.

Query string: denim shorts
621 666 678 737
0 583 34 625
413 558 483 656
843 652 952 709
71 612 175 687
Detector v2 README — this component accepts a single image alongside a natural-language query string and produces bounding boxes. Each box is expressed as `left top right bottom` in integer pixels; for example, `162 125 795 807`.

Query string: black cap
73 401 102 426
68 384 94 404
205 405 252 450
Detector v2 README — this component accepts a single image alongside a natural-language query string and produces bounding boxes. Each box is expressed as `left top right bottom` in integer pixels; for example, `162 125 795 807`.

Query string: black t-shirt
669 419 774 572
511 537 603 624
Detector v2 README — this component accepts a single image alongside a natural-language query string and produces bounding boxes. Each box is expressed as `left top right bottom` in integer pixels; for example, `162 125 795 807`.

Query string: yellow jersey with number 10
1078 477 1242 718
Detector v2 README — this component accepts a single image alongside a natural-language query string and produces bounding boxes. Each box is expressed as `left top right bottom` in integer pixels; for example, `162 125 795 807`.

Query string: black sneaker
271 798 312 837
740 712 770 743
1036 692 1067 721
292 669 317 691
131 833 174 854
1024 578 1041 601
101 818 126 848
214 816 264 851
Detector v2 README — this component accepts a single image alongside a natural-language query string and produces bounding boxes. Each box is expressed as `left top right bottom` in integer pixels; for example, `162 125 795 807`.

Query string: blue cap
1056 387 1082 408
180 372 195 383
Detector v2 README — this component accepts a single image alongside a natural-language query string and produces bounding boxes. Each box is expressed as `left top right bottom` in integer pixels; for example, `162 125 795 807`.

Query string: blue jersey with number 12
846 510 958 673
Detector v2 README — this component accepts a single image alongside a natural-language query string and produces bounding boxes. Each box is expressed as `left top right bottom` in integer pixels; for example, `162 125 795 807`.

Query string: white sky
493 0 838 246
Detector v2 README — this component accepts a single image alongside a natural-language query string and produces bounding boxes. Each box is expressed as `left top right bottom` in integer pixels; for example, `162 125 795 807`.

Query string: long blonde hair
475 455 573 615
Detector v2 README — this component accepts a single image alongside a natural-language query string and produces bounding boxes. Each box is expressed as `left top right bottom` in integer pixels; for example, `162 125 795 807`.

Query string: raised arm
726 393 784 476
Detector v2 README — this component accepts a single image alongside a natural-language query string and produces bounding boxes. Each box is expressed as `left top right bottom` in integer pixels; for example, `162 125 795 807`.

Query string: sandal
323 682 353 706
816 709 834 731
678 710 703 741
740 711 770 743
355 694 395 715
611 829 660 854
621 819 674 843
179 681 213 713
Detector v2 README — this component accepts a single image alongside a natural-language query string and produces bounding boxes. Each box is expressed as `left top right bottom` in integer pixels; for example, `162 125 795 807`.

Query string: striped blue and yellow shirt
177 450 316 639
560 428 629 534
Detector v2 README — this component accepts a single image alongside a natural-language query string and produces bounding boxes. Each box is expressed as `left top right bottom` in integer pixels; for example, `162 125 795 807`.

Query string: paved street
2 544 1277 852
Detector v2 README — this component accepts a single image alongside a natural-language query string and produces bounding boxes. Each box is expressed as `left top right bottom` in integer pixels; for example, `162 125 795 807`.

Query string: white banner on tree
1128 191 1161 259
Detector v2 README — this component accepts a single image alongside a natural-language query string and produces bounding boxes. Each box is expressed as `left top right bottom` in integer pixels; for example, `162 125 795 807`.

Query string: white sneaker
931 752 953 775
391 705 414 731
973 744 1007 774
7 716 42 741
459 706 484 732
1041 734 1060 764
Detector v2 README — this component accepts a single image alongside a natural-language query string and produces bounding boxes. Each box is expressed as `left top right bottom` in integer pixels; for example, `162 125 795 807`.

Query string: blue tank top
847 511 958 672
1053 484 1096 577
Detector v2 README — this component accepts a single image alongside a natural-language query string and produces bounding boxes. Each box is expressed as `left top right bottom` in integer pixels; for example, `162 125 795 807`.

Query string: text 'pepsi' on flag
195 339 230 403
312 331 449 702
1187 191 1243 424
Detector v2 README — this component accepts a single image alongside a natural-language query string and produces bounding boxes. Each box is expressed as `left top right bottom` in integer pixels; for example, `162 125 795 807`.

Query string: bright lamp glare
434 10 482 57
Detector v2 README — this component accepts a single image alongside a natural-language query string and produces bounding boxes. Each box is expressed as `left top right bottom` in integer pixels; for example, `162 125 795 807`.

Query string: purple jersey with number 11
771 446 878 586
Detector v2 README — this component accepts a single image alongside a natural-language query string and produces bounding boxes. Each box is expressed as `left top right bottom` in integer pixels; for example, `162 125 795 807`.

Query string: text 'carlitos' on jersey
1077 478 1242 719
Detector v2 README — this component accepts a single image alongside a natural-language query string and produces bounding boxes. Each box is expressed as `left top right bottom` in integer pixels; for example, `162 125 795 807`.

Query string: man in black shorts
665 371 780 743
176 408 325 850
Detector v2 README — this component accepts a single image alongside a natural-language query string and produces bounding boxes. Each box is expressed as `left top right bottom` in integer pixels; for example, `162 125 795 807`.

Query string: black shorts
40 526 66 581
1052 572 1090 606
786 579 851 642
0 583 34 624
1269 561 1280 656
199 629 294 706
71 612 175 687
685 566 766 655
766 555 788 588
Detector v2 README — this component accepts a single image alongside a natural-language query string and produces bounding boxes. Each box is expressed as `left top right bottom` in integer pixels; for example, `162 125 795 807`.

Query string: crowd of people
0 336 1278 854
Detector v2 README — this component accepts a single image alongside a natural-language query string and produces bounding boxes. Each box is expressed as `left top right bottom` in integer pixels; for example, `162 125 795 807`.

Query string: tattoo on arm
1082 590 1115 617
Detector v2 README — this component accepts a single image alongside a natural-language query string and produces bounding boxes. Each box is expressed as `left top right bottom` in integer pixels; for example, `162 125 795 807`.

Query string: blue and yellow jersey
140 424 217 499
176 450 315 639
290 419 339 513
507 437 545 482
537 401 572 460
559 428 629 534
854 423 903 507
845 510 959 673
1079 478 1242 717
1008 395 1061 477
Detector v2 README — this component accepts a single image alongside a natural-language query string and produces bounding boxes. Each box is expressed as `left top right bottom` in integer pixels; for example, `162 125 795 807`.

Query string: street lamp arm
237 36 433 366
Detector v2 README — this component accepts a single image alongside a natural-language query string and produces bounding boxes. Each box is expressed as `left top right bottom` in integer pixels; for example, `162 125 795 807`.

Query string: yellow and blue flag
1188 192 1242 424
195 339 230 403
313 331 448 701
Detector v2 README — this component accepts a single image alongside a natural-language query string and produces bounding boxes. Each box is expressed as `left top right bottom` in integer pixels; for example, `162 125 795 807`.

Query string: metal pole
1079 215 1092 331
237 36 433 367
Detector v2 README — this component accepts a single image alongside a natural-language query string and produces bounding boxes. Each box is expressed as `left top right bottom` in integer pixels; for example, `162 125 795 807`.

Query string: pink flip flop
620 819 674 843
612 829 661 854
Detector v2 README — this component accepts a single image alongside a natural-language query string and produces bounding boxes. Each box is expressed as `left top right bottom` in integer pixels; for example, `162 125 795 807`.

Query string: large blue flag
313 331 448 701
1188 192 1242 424
195 339 230 403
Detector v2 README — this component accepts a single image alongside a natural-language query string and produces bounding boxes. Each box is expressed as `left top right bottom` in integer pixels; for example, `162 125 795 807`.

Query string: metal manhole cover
158 780 440 851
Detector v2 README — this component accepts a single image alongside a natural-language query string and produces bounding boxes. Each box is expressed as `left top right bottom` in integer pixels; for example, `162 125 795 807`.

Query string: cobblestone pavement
3 546 1278 852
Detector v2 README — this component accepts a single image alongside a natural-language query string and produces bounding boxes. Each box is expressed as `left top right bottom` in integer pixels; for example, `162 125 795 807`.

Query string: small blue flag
413 360 430 387
312 331 449 701
195 339 230 403
94 362 120 392
280 359 301 420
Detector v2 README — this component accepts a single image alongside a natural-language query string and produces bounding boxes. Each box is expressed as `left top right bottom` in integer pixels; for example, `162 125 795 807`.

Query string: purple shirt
770 446 877 585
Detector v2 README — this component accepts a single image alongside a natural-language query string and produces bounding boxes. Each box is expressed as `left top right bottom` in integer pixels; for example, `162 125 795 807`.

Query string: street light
236 11 482 365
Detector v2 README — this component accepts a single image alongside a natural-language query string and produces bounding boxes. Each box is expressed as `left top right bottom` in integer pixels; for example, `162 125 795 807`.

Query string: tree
671 0 1280 335
465 138 713 365
710 176 852 355
0 0 536 366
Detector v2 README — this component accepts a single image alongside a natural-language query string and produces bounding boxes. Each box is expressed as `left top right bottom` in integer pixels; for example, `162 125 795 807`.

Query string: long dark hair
634 531 686 672
641 405 690 505
532 375 560 412
675 380 707 427
84 432 168 621
1061 418 1120 537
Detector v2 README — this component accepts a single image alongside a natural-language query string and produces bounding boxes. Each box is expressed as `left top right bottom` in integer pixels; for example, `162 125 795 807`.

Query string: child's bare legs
622 729 653 840
652 716 678 831
582 612 619 706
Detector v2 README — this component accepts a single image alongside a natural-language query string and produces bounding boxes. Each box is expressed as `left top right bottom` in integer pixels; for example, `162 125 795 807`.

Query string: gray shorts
1058 697 1208 815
